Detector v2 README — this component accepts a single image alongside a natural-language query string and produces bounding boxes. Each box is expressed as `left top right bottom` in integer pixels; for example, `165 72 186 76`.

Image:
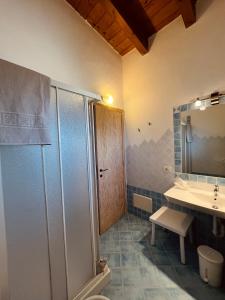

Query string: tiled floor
100 213 225 300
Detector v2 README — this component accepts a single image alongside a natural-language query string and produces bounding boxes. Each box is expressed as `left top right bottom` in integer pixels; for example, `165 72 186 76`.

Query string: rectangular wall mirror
174 97 225 178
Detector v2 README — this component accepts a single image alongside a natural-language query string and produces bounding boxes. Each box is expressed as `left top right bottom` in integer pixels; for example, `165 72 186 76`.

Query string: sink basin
164 186 225 219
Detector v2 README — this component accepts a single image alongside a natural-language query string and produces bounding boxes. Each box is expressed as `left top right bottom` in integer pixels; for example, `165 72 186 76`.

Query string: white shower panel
0 84 98 300
57 89 94 299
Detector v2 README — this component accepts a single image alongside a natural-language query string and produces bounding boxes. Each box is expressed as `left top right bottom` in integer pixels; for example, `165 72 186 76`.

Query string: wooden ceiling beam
67 0 98 19
102 0 156 55
67 0 199 56
178 0 196 28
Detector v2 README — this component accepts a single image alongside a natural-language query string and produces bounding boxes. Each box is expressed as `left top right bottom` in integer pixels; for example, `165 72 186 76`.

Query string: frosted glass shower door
0 87 65 300
0 141 52 300
57 89 94 299
0 85 96 300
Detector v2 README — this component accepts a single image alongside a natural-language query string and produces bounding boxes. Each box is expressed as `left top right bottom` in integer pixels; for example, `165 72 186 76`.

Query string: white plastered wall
0 0 123 108
123 0 225 146
123 0 225 192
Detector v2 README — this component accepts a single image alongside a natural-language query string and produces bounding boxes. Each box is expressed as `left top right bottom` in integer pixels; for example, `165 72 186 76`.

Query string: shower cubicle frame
0 79 104 300
52 79 101 280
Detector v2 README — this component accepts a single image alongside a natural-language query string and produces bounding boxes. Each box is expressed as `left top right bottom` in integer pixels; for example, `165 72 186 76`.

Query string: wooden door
94 104 126 234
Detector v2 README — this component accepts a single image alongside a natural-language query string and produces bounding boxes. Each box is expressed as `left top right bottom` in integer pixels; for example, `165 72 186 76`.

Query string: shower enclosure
0 81 100 300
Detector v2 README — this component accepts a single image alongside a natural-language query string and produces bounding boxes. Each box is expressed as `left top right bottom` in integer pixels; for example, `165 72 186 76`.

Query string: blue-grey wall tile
175 165 182 172
173 119 180 126
180 104 188 112
174 146 181 152
174 139 181 147
174 132 181 139
187 103 192 110
188 174 197 181
207 176 217 184
174 126 180 134
175 152 181 159
174 113 180 120
175 159 181 166
179 173 188 180
197 175 207 182
217 177 225 186
174 106 180 112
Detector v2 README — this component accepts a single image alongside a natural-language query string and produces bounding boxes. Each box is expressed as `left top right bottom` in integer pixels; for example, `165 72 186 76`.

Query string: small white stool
149 206 193 264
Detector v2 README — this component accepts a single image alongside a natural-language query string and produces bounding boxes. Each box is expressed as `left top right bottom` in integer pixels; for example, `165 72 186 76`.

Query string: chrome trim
85 98 96 275
51 80 102 102
86 101 100 270
41 146 53 300
0 152 10 300
55 87 69 299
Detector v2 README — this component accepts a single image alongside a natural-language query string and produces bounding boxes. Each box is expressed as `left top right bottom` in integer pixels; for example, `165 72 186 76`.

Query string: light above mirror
174 93 225 178
199 100 206 111
192 92 225 112
195 99 201 107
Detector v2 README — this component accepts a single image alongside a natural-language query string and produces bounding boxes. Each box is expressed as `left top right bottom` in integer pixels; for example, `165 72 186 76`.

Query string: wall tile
217 177 225 186
197 175 207 182
207 176 217 184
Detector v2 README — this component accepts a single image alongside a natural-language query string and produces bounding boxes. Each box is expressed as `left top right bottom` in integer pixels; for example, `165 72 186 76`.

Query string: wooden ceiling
66 0 197 56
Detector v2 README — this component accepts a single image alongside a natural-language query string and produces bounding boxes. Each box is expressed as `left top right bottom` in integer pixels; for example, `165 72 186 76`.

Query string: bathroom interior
1 0 225 300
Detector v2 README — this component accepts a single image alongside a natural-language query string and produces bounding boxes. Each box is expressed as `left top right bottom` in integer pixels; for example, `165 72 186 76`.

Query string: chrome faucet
214 184 219 199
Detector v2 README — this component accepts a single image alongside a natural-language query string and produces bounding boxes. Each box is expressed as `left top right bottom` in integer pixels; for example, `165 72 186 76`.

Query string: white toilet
86 296 110 300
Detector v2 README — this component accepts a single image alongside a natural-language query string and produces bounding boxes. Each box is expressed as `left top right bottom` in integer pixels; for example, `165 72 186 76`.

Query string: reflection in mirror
180 104 225 177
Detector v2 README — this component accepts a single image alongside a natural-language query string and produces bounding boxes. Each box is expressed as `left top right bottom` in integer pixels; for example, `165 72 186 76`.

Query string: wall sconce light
102 95 114 106
194 99 201 107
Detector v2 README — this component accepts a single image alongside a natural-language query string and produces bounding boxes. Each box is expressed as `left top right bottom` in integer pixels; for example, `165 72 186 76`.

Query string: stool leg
151 223 155 246
179 235 185 264
188 226 193 244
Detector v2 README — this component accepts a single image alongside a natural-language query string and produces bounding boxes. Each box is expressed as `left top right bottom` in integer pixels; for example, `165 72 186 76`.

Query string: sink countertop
164 184 225 219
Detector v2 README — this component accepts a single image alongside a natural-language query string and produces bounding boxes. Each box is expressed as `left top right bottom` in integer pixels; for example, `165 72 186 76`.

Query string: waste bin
197 245 224 287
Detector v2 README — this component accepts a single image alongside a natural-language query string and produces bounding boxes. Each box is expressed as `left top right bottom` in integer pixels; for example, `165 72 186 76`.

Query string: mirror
174 102 225 178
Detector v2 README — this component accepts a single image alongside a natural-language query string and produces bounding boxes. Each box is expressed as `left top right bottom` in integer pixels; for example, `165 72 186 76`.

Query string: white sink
164 185 225 219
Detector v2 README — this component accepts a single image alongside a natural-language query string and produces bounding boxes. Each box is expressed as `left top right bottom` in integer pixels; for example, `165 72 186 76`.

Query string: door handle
99 168 109 172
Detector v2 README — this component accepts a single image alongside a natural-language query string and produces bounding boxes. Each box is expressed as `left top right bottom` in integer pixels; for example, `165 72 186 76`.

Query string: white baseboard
73 266 111 300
